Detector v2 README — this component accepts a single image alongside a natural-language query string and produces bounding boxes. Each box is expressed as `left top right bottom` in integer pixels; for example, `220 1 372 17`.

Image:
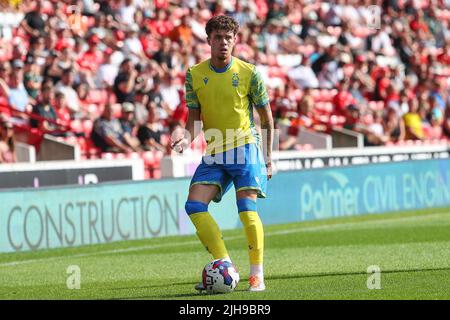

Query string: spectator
20 0 46 38
153 38 173 73
0 117 16 163
159 73 181 115
113 58 137 103
137 106 166 152
367 25 396 56
91 103 133 153
55 68 81 114
77 34 104 84
42 50 62 85
0 60 11 81
312 45 338 76
119 0 137 26
317 47 344 89
96 47 118 89
343 104 377 146
67 5 89 37
30 83 58 132
299 10 320 40
0 62 11 99
54 91 71 128
23 56 42 100
119 102 141 152
384 107 406 143
133 89 150 126
443 103 450 139
74 82 91 112
366 110 389 146
122 24 148 64
428 107 444 140
333 81 357 116
169 14 193 46
403 98 425 140
429 80 446 111
5 60 31 115
287 56 319 90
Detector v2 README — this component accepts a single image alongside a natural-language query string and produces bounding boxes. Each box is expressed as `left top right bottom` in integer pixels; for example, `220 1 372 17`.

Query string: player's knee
237 198 257 213
185 200 208 215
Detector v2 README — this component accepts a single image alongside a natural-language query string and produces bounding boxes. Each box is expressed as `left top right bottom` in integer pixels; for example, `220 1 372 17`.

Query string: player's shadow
108 282 250 300
107 266 450 299
266 265 450 281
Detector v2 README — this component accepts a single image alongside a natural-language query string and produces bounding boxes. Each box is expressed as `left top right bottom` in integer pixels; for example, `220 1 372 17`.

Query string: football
202 259 240 294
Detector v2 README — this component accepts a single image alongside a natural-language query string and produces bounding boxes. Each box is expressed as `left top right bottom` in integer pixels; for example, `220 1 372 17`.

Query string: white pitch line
0 212 449 268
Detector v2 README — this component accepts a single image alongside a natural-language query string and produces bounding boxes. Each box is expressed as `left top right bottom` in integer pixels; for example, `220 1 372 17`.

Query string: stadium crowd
0 0 450 167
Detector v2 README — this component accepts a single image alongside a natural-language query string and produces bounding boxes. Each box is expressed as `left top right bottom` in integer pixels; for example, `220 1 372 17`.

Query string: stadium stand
0 0 449 179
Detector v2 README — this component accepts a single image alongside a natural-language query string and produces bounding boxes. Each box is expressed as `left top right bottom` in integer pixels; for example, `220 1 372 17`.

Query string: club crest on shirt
203 77 209 85
232 73 239 87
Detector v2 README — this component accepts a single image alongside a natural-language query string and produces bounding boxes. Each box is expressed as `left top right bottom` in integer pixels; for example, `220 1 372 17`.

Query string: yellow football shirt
402 112 424 139
185 57 269 155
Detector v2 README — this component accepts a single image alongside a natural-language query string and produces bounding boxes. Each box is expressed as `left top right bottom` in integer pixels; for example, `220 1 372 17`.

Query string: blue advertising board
1 159 449 252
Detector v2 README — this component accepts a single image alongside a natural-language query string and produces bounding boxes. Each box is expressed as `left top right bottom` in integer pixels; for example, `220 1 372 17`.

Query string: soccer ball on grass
202 259 239 294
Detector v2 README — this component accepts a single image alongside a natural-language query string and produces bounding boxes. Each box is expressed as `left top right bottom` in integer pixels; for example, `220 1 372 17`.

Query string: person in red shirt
54 90 71 128
77 34 104 73
384 83 400 106
146 9 174 39
169 14 193 46
280 92 324 150
333 80 357 116
437 44 450 65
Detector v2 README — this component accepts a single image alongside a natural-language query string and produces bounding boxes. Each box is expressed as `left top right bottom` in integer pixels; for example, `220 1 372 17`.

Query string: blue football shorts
190 143 268 203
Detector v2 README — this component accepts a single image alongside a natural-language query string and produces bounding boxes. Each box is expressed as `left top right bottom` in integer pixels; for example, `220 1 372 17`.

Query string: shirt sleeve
249 66 270 108
185 68 200 109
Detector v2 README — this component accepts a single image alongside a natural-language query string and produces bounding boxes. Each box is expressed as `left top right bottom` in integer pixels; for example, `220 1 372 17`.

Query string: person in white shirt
119 0 136 26
122 24 147 64
96 48 119 88
370 26 396 56
159 73 181 114
287 56 319 89
55 68 81 113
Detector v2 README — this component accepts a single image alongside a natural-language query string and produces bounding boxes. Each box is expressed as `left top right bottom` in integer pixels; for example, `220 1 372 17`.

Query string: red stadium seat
142 151 156 166
127 152 140 160
114 153 126 159
77 136 87 152
152 169 161 179
311 89 320 101
70 120 83 133
101 152 114 160
82 119 93 136
64 136 78 145
363 114 374 125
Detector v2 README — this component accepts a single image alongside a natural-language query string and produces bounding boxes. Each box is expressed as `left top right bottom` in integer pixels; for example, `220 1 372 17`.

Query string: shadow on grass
107 266 450 300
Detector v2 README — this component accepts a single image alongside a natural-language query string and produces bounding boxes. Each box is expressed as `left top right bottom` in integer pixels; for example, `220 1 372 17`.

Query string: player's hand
170 137 189 154
266 161 272 180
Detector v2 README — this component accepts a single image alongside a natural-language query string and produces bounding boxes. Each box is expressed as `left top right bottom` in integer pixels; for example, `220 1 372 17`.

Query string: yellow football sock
239 211 264 265
189 211 229 260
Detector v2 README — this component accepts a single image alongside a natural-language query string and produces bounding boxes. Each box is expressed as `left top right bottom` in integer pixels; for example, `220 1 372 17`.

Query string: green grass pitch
1 207 450 300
